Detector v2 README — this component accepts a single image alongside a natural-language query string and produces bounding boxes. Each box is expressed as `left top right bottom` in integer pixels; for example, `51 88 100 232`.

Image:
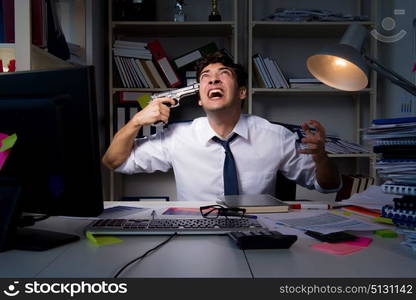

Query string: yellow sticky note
86 232 123 246
0 133 17 152
137 94 151 109
374 229 398 238
373 217 394 225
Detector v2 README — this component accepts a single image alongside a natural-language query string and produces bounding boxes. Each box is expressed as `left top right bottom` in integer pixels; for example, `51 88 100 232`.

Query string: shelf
113 88 174 93
112 21 235 37
328 153 375 158
252 21 374 37
252 88 372 95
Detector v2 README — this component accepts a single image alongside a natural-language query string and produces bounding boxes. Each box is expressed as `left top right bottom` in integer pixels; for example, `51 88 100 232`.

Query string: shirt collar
198 115 249 146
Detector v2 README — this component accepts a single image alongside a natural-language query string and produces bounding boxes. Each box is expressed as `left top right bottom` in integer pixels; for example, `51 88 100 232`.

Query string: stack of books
252 54 289 88
325 136 370 154
113 39 168 89
335 174 375 201
364 117 416 229
288 78 325 88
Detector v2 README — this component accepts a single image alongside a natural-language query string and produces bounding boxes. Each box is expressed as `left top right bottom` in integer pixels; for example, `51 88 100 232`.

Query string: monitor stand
0 177 79 252
13 227 80 251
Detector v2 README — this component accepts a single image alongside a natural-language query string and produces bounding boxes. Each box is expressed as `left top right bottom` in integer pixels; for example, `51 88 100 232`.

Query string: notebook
217 194 289 213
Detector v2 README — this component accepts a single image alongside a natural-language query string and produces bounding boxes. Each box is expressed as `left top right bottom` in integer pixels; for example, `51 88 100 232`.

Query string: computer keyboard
85 218 265 235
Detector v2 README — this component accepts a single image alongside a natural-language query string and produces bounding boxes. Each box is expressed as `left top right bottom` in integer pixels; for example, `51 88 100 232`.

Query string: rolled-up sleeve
115 131 172 174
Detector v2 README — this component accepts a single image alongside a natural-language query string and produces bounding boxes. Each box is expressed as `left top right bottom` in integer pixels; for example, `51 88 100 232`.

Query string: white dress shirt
116 114 338 201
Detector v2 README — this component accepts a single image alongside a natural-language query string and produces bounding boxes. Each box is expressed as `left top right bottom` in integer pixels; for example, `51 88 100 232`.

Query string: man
102 52 341 201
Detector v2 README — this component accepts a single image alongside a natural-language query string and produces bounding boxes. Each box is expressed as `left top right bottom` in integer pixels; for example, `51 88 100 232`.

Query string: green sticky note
373 217 394 225
374 229 398 238
86 232 123 246
0 133 17 152
137 94 151 109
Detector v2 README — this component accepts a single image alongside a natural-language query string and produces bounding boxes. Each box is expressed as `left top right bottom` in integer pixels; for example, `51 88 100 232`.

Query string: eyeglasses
200 205 246 219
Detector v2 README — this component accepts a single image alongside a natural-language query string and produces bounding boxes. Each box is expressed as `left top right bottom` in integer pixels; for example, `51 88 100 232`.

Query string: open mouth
208 88 224 99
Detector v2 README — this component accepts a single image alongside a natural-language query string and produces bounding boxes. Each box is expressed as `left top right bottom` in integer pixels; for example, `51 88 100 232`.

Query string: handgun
151 83 200 108
151 83 200 126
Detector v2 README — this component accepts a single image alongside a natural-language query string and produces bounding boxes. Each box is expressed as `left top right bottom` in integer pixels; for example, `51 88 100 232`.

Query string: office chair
271 121 299 201
275 170 296 201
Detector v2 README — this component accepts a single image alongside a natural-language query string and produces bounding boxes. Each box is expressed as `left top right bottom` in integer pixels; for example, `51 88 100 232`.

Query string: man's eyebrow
200 67 232 76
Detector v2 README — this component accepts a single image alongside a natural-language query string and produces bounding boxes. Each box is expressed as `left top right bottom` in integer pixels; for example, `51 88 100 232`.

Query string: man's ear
198 99 202 106
239 87 247 100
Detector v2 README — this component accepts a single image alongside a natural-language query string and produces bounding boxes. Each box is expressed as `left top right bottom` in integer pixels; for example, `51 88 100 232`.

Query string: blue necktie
213 133 239 195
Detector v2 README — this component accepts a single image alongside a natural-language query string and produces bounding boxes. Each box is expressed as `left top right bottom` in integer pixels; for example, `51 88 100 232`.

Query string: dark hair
195 51 247 87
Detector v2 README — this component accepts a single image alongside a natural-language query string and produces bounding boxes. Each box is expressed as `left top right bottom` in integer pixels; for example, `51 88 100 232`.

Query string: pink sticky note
311 242 364 255
0 133 11 171
343 236 373 247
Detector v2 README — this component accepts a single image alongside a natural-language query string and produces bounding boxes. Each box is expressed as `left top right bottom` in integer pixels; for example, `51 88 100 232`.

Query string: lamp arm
363 55 416 96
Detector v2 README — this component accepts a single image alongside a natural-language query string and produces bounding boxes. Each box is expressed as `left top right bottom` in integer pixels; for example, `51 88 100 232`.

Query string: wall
55 0 109 200
378 0 416 118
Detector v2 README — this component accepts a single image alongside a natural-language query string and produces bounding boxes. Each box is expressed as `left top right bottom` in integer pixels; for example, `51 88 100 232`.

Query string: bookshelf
247 0 379 200
108 0 239 201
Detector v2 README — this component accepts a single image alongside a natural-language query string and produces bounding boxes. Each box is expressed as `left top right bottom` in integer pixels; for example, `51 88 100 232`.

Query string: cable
242 249 254 279
114 233 178 278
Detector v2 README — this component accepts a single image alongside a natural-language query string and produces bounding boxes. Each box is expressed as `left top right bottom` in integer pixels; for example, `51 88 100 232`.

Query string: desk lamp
306 23 416 96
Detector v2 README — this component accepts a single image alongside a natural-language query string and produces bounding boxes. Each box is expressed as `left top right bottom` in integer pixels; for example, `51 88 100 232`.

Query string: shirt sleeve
277 127 340 193
115 130 172 174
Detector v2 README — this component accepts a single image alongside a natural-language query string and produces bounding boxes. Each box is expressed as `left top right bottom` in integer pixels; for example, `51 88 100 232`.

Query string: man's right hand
131 97 177 127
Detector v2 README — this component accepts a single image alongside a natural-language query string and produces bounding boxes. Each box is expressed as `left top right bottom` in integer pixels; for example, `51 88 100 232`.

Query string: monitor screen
0 66 103 251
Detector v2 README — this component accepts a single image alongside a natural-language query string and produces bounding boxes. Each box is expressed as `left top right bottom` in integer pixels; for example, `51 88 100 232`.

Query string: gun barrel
151 83 200 100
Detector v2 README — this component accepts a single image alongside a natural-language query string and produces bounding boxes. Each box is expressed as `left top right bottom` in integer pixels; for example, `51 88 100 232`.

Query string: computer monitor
0 66 103 251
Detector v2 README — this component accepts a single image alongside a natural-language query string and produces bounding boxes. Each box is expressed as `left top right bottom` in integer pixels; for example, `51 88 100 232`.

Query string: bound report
217 194 289 213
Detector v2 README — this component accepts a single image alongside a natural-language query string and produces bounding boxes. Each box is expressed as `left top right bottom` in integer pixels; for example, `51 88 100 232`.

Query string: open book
217 194 289 213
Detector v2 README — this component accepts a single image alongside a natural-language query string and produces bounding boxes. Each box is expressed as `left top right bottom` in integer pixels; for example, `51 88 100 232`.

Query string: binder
381 182 416 196
381 205 416 228
147 40 181 88
173 42 218 69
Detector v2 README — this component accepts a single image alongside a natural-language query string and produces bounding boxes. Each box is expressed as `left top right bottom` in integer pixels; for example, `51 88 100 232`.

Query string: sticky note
0 133 17 171
374 229 398 238
137 94 151 109
0 133 17 152
86 232 123 246
311 242 364 255
343 236 373 247
373 217 394 225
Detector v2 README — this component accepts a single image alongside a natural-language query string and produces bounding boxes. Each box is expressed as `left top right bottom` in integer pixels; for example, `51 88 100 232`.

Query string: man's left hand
298 120 328 163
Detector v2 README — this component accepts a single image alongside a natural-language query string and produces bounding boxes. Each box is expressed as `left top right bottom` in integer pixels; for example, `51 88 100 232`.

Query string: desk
0 201 415 278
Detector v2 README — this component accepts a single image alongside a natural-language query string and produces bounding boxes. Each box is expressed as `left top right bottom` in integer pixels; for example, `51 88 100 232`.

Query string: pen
289 203 330 210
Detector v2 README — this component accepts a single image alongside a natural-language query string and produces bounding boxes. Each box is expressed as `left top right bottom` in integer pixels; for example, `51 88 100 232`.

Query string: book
257 54 274 88
113 48 152 60
173 42 218 70
272 60 289 88
119 91 151 103
336 175 361 201
147 40 181 88
252 56 268 88
114 56 128 88
144 60 167 88
114 40 148 49
372 117 416 125
253 54 273 88
264 58 282 88
217 194 289 213
288 78 321 83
